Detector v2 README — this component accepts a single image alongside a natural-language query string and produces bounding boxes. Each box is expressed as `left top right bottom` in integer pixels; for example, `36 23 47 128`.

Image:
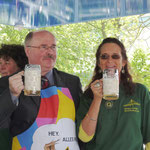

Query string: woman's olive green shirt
77 83 150 150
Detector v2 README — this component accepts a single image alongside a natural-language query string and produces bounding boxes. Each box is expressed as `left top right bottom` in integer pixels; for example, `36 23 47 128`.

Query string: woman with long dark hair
77 37 150 150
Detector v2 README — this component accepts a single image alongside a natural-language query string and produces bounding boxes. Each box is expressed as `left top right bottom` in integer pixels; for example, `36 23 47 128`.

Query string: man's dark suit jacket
0 68 82 149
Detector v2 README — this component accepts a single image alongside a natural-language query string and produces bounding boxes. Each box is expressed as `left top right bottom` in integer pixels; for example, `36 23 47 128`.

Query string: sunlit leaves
0 14 150 90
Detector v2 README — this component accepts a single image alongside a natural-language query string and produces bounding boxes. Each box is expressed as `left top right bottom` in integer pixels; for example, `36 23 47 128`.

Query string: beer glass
24 64 41 96
103 69 119 100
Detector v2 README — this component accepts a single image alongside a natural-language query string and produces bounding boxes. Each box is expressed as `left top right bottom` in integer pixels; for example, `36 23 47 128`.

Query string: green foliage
0 24 31 45
130 48 150 89
0 15 150 90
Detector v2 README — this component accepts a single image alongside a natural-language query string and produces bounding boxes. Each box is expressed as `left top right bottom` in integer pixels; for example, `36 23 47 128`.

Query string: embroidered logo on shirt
123 99 140 112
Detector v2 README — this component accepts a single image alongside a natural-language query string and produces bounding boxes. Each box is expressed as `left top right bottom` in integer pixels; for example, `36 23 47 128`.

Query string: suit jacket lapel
53 68 65 87
20 92 41 107
31 96 41 107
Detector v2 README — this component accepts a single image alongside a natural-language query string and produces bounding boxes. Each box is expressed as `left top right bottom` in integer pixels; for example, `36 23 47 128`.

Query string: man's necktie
41 76 50 89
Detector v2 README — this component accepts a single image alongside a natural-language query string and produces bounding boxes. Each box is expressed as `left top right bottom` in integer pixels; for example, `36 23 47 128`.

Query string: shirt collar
45 69 54 85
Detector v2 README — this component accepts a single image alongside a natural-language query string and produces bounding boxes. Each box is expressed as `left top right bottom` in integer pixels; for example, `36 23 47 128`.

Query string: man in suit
0 30 82 150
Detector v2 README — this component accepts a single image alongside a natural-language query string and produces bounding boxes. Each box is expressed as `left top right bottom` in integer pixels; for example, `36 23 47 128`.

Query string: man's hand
9 71 24 97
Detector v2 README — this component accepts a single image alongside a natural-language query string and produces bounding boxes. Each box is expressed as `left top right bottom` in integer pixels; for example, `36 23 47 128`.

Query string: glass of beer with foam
24 64 41 96
103 68 119 100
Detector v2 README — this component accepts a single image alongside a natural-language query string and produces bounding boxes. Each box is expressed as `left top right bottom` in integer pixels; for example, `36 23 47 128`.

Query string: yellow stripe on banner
12 136 22 150
56 90 75 123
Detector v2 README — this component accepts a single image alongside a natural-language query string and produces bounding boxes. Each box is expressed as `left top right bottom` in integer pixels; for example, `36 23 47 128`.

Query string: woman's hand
90 79 103 100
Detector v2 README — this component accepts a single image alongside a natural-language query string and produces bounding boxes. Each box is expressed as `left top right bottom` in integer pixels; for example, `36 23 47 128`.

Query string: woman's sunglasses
100 54 121 60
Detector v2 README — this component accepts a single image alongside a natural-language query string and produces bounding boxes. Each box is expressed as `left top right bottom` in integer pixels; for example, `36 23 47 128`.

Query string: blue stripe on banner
57 87 62 91
41 86 60 98
18 121 38 149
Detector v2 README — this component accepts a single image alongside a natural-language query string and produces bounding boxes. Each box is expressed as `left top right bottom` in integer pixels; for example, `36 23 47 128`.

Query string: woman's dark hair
85 37 135 97
0 44 28 70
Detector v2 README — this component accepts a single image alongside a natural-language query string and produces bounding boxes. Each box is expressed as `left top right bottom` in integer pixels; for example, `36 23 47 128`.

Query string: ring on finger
94 82 100 88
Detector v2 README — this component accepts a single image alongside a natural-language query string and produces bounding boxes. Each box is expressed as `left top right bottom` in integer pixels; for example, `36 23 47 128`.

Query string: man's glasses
27 45 57 51
100 54 121 60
